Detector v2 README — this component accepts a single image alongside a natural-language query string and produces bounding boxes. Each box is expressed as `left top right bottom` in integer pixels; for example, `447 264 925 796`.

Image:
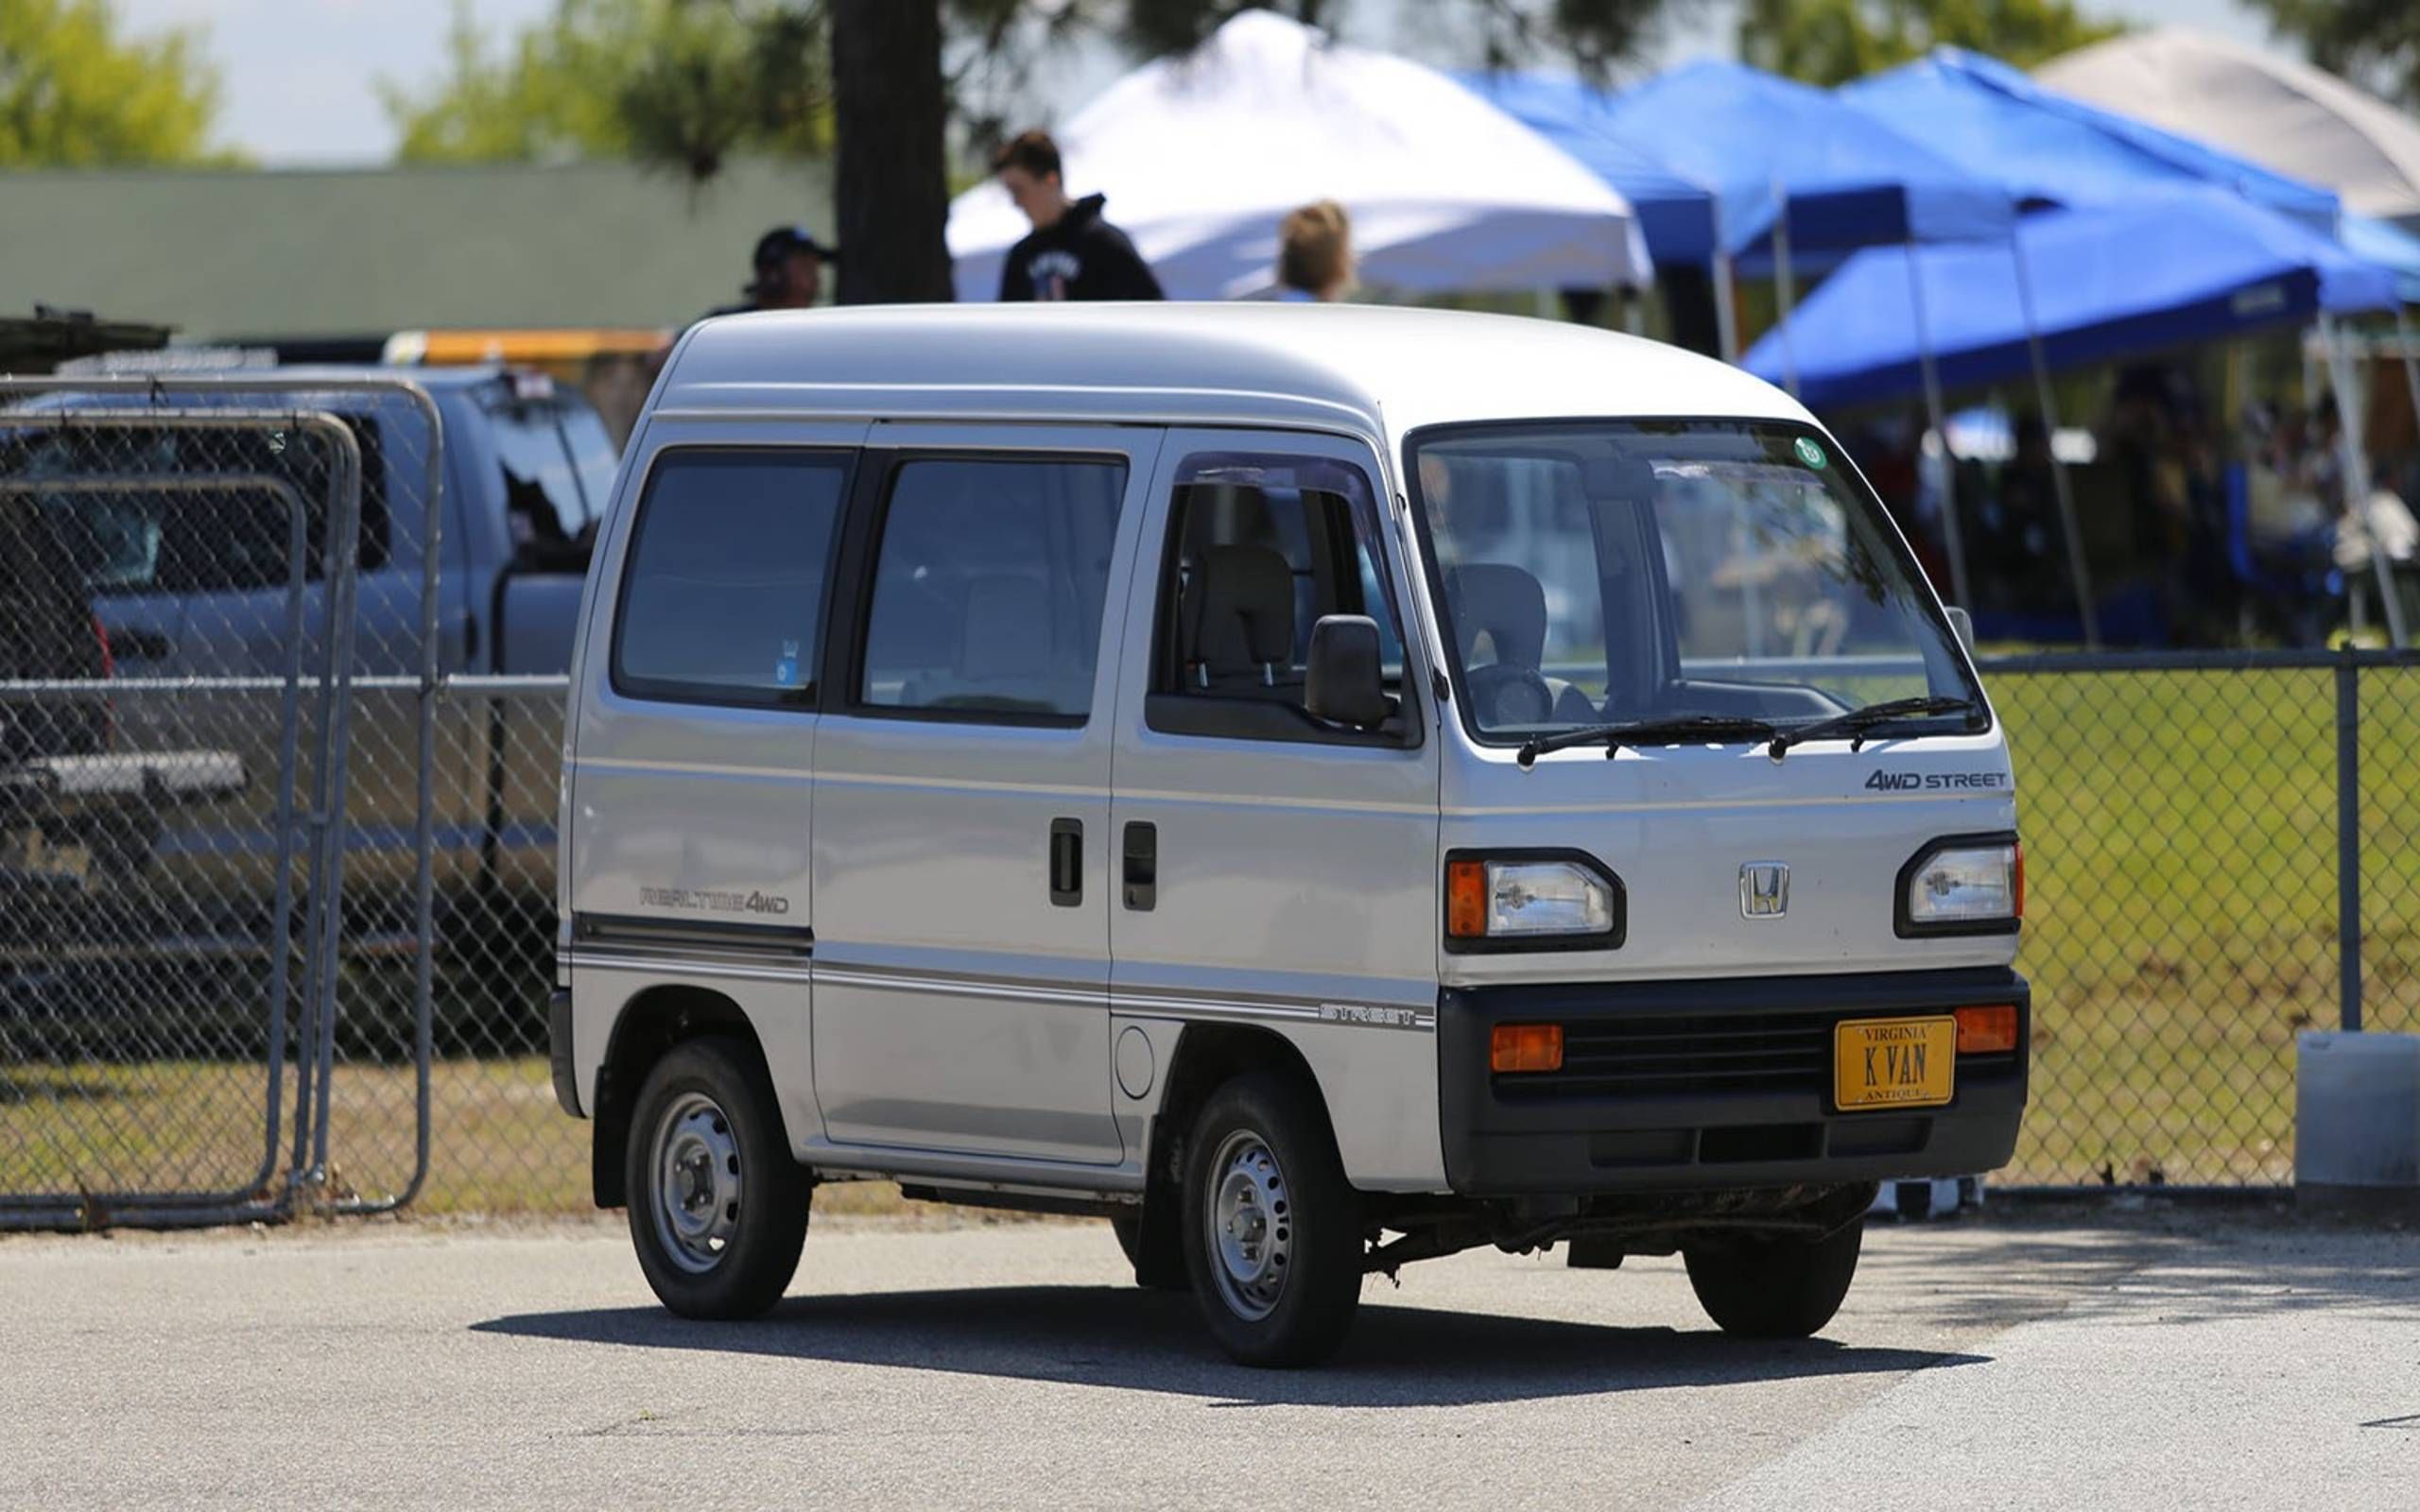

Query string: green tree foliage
381 0 832 178
2251 0 2420 110
0 0 233 166
1737 0 2124 87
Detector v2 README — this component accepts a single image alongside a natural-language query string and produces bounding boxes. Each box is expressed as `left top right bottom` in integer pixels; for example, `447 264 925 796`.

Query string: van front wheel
1683 1219 1864 1338
1181 1072 1362 1366
625 1036 810 1319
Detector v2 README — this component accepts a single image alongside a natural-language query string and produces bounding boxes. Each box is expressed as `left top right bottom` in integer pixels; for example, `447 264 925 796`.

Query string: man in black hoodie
992 130 1165 301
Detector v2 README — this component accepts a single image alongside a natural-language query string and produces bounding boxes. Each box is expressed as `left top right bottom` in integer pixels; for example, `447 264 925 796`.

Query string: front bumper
1439 966 2028 1195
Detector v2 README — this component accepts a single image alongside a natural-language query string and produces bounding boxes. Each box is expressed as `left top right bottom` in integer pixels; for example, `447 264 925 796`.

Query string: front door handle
1048 817 1082 907
1123 822 1156 911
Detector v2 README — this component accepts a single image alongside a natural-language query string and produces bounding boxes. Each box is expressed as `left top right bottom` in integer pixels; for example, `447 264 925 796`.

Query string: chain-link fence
1991 648 2418 1188
3 378 2411 1219
0 377 441 1227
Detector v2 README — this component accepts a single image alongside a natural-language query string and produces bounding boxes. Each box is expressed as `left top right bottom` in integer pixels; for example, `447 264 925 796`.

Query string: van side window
1148 451 1410 744
857 455 1128 722
612 448 848 705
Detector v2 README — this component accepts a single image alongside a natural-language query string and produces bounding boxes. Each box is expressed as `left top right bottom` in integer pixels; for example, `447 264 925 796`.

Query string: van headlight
1898 836 2023 936
1445 853 1625 951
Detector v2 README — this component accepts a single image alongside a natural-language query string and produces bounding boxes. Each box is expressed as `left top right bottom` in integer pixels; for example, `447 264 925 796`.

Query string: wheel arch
591 983 784 1209
1144 1023 1342 1213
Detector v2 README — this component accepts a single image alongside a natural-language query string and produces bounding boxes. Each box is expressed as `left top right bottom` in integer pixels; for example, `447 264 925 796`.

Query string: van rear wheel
625 1036 810 1319
1683 1219 1864 1338
1180 1071 1362 1366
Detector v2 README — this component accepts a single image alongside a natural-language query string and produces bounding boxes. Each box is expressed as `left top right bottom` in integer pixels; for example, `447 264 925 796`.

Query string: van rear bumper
1437 967 2028 1196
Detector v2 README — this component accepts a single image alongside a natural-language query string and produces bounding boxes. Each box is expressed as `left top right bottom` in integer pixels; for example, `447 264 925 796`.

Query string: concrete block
2296 1030 2420 1214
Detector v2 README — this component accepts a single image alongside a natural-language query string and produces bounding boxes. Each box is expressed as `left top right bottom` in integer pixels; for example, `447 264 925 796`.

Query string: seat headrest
1180 484 1279 557
1192 543 1294 676
957 574 1052 681
1447 564 1547 671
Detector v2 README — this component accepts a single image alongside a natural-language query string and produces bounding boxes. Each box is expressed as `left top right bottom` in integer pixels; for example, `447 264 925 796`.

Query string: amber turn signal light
1490 1022 1564 1074
1954 1005 2019 1055
1446 859 1488 938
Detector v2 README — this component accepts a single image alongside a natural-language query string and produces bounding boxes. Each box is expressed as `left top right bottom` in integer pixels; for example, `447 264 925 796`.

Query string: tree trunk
831 0 954 304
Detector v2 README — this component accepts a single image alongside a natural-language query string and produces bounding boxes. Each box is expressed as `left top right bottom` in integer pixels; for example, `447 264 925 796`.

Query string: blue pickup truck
2 366 614 950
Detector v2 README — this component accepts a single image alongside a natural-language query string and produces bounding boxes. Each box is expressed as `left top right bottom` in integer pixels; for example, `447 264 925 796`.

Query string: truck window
1149 450 1406 738
488 399 614 562
856 455 1128 722
611 448 849 706
8 418 392 591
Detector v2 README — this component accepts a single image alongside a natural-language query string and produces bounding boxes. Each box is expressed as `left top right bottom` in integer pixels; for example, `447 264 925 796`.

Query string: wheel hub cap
652 1091 740 1274
1207 1130 1291 1321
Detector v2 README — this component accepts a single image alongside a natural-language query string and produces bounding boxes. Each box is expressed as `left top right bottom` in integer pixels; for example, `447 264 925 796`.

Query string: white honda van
549 303 2026 1366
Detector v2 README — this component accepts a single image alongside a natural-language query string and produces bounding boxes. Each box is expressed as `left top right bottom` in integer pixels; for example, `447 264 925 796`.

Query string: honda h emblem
1740 862 1789 919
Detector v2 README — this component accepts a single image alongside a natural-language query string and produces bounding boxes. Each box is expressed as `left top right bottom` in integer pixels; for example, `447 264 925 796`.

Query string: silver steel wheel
1204 1128 1292 1322
650 1091 742 1275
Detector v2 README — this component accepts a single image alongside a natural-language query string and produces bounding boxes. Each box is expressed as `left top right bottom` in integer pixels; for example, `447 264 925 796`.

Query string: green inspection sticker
1794 436 1828 470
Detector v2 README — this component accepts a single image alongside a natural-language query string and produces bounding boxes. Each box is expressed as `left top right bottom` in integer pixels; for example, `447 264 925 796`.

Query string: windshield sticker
1866 770 2010 792
1794 437 1828 470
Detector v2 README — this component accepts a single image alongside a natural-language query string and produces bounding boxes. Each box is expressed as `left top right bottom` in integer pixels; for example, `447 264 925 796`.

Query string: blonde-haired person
1274 199 1355 301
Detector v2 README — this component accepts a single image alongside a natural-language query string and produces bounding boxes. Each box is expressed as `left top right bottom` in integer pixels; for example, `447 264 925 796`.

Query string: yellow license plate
1834 1016 1956 1110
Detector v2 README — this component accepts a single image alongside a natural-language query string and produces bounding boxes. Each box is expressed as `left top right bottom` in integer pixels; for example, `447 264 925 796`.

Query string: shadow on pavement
475 1286 1989 1407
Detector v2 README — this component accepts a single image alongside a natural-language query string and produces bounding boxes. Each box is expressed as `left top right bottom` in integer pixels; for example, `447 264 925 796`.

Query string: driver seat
1446 564 1598 726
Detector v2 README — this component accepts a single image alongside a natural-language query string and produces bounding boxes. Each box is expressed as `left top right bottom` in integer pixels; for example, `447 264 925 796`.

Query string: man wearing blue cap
703 226 838 318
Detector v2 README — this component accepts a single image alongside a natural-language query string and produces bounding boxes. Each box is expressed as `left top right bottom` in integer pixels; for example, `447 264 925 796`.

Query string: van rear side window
611 448 849 706
856 455 1128 722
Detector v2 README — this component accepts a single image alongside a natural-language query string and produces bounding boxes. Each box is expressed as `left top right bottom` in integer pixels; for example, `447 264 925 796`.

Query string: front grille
1517 1009 1832 1099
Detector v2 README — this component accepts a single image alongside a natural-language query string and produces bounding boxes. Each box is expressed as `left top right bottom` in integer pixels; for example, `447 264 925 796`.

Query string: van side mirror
1305 614 1393 729
1945 605 1976 653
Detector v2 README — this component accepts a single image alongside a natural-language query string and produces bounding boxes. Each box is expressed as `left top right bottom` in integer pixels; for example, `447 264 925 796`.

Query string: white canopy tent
2040 28 2420 229
947 10 1651 302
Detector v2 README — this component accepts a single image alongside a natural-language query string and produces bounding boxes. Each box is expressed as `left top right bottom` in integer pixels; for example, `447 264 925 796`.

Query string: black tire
1180 1070 1363 1366
625 1036 811 1319
1684 1219 1865 1338
1111 1210 1189 1291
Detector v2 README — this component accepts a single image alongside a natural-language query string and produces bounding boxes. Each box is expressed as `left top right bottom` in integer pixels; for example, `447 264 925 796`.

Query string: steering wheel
1464 664 1555 730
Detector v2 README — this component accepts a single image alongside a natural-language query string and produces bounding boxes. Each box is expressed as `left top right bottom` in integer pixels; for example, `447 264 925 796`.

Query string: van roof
657 303 1812 451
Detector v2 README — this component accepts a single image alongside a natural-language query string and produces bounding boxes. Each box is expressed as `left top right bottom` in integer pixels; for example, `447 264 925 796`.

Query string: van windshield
1408 421 1983 744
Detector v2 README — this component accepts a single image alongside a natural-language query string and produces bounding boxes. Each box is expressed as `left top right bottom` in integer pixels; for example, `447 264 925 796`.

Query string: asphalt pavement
1 1200 2411 1509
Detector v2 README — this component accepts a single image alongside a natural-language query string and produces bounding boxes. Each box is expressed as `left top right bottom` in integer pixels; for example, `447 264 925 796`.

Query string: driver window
1149 451 1407 740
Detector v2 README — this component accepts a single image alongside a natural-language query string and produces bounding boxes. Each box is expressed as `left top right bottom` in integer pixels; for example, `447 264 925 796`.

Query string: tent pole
2399 303 2420 464
2009 228 2100 648
1712 250 1739 364
2321 312 2408 645
1904 239 1972 611
1772 180 1801 397
1710 197 1740 365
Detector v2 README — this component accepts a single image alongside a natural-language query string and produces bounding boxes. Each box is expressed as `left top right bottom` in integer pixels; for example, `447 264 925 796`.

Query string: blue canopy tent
1458 61 2018 364
1841 49 2420 640
1743 192 2397 404
1460 60 2023 612
1841 49 2342 228
1451 72 1732 352
1743 189 2405 639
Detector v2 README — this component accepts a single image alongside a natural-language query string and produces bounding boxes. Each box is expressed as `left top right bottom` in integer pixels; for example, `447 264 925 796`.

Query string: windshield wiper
1515 714 1781 769
1765 696 1980 759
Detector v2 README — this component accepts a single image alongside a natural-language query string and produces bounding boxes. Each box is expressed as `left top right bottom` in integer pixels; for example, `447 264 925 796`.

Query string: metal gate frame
0 376 446 1227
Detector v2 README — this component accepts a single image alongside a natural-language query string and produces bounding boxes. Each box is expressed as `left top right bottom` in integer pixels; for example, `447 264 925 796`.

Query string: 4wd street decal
1865 770 2010 793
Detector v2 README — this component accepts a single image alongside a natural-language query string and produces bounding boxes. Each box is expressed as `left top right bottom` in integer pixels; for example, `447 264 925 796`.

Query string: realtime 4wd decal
639 885 793 916
1865 770 2010 792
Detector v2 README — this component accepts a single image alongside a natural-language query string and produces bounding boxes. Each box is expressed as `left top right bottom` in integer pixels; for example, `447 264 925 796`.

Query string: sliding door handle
1048 817 1083 906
